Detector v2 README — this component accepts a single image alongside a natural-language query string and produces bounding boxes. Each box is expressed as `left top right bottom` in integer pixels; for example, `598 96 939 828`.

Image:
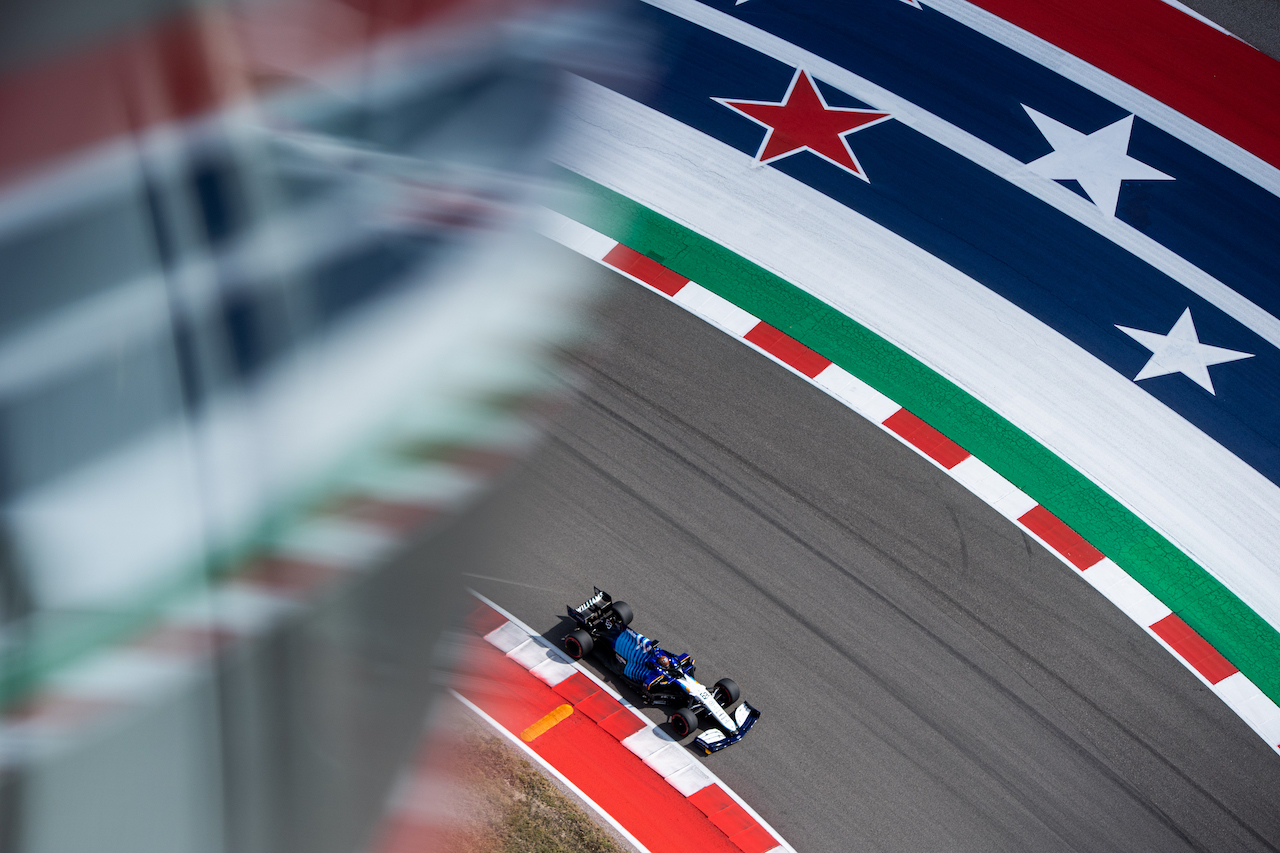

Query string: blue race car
562 588 761 754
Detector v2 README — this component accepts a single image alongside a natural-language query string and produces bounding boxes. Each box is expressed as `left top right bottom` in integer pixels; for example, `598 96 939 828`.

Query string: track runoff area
453 0 1280 845
450 593 795 853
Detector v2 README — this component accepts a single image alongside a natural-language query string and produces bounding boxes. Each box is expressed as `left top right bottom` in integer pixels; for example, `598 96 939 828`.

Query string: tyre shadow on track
540 615 724 754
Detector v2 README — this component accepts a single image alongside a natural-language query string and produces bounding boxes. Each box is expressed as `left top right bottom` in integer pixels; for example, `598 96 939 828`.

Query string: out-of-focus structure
0 1 633 850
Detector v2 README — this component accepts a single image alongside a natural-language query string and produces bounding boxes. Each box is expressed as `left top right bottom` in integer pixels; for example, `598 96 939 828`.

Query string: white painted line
451 691 655 853
1080 559 1173 627
636 0 1280 356
1212 672 1280 752
921 0 1278 197
530 657 578 687
46 649 193 702
1153 0 1240 38
555 79 1280 644
814 364 901 422
533 206 618 261
469 590 800 853
166 583 299 635
269 516 397 568
664 762 716 796
350 461 485 507
534 216 1280 761
642 743 697 778
949 456 1019 507
483 621 530 653
674 282 761 336
620 726 679 760
989 488 1040 522
507 637 560 670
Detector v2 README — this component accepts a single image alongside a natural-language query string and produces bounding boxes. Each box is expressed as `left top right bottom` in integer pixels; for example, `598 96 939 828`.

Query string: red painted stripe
602 244 690 296
333 497 439 532
550 670 600 704
1150 613 1239 684
744 322 832 378
598 707 646 740
575 690 624 722
882 409 971 469
238 556 343 597
689 785 780 853
689 784 736 815
460 636 740 853
731 823 783 853
129 624 235 657
1017 504 1105 569
708 801 758 836
964 0 1280 171
468 601 511 636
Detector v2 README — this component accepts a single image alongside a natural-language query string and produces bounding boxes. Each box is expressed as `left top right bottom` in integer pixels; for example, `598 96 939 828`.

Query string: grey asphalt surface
447 249 1280 853
1176 0 1280 59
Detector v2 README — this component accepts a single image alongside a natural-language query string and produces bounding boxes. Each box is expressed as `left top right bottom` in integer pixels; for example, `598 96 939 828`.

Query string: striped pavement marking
466 590 795 853
536 206 1280 758
521 704 575 741
0 401 558 767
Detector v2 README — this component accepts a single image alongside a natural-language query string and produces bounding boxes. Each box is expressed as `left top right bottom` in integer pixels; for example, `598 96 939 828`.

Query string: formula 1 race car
562 588 761 754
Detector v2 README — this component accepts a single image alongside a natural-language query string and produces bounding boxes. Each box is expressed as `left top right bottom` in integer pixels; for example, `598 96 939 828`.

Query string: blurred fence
0 0 634 849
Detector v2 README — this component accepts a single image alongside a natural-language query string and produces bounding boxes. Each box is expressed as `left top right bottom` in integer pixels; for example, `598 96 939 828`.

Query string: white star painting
1023 106 1174 216
1116 308 1253 395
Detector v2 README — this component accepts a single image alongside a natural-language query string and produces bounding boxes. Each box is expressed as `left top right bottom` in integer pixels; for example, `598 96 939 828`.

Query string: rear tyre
611 601 634 626
669 707 698 738
563 629 593 660
712 678 740 708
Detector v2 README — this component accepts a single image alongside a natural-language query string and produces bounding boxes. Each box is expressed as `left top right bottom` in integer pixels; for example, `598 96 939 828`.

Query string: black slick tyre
564 629 593 660
712 678 740 707
611 601 634 626
669 707 698 738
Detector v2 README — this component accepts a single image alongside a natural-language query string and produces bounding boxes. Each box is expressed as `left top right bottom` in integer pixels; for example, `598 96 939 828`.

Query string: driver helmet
656 653 672 669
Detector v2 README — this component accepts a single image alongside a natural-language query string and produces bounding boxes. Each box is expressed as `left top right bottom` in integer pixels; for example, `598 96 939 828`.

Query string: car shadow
542 615 700 747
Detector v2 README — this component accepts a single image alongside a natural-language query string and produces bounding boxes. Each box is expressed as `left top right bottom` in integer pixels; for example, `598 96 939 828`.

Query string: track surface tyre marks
456 263 1280 853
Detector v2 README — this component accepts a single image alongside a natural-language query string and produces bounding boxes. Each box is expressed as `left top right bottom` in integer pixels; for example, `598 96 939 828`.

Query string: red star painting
714 69 892 181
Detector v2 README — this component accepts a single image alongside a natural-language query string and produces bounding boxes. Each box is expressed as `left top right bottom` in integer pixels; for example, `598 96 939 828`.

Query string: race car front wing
694 701 761 754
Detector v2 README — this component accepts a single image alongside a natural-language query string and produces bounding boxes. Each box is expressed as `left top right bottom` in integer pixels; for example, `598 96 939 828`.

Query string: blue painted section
697 0 1280 326
581 2 1280 486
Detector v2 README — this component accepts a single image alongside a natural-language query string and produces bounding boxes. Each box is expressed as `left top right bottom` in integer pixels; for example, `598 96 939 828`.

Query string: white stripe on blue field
641 0 1280 355
921 0 1278 195
553 77 1280 636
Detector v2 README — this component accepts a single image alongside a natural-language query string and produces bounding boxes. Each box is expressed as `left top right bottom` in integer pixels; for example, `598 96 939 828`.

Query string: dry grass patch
447 727 627 853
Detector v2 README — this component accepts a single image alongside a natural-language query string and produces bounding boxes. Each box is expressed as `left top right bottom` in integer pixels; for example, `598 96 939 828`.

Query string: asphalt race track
447 250 1280 853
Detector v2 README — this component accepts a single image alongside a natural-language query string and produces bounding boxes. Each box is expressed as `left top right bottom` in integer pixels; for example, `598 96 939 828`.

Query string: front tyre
712 678 740 707
668 707 698 738
564 629 593 660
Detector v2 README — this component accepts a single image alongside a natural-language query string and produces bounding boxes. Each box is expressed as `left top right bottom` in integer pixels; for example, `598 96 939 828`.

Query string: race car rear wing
566 587 612 627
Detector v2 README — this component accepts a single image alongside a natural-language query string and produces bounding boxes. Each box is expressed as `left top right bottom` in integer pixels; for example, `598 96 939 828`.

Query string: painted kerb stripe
533 196 1280 756
546 168 1280 713
471 591 796 853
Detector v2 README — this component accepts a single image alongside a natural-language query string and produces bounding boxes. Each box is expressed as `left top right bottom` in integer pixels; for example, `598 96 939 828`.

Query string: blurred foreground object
0 0 633 850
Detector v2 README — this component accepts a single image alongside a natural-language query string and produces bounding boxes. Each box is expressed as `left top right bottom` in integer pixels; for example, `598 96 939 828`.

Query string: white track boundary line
636 0 1280 354
450 690 655 853
534 209 1280 758
469 588 798 853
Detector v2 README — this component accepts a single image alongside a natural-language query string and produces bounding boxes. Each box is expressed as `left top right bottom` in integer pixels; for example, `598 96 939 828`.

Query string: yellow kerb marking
520 704 574 742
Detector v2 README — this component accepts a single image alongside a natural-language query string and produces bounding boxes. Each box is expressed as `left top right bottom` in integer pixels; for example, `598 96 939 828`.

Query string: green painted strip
552 168 1280 705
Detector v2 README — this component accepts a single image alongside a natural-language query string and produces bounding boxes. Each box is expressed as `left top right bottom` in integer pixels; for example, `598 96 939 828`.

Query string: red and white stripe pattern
467 591 795 853
535 208 1280 757
0 429 539 767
